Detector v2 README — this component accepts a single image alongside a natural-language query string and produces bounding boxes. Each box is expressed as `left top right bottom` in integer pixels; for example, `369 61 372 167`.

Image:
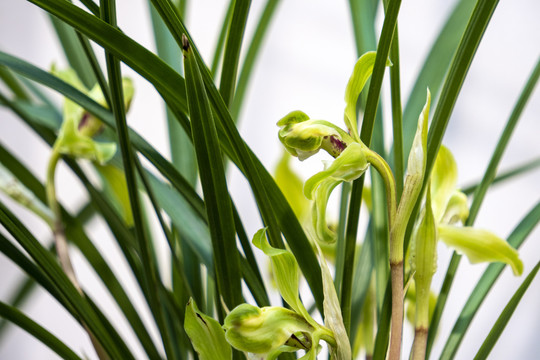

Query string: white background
1 0 539 359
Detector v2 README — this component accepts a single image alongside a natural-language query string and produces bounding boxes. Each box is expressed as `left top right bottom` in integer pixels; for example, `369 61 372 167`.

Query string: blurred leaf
0 301 82 360
474 261 540 360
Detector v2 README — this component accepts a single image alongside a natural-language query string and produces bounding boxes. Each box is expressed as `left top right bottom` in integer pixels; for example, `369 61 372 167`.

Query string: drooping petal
431 145 458 221
185 298 232 360
304 142 369 200
344 52 392 140
252 229 316 326
311 178 340 243
438 225 523 276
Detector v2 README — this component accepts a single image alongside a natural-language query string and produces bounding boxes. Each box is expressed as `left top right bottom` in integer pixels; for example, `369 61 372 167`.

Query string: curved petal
344 52 392 140
252 229 315 325
438 225 523 276
185 299 232 360
304 142 369 200
311 178 340 243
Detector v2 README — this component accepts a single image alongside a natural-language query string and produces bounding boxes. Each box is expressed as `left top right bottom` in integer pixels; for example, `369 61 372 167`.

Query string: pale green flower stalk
44 67 133 360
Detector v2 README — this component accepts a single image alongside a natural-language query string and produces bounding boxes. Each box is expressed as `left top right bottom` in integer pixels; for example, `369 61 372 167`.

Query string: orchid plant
1 1 539 360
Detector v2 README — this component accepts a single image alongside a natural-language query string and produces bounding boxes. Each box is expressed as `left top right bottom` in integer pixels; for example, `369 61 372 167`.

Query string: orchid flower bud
224 304 315 355
277 111 353 161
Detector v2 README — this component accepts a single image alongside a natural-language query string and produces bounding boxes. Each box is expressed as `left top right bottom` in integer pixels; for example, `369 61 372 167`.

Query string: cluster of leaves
0 0 539 360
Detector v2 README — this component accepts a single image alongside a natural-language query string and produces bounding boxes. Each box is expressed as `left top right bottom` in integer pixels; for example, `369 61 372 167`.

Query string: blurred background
1 0 539 358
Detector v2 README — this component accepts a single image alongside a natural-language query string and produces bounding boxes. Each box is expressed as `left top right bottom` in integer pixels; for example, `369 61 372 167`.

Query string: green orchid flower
223 229 349 360
51 66 134 164
49 66 135 225
276 52 393 244
429 145 523 276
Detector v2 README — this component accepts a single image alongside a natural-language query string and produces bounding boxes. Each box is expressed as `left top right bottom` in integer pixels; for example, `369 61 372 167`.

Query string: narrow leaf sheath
183 36 243 309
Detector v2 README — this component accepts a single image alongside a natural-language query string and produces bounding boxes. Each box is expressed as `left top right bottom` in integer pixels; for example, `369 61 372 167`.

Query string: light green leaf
252 229 315 326
344 51 391 141
185 298 232 360
431 145 458 221
315 243 351 360
224 304 314 355
438 225 523 276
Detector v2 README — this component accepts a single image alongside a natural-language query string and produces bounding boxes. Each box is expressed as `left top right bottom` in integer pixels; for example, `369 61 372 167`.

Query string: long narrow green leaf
231 0 282 118
473 261 540 360
402 0 476 159
439 199 540 359
0 202 135 360
8 1 325 310
219 0 252 107
210 1 235 76
28 0 189 113
0 58 212 269
48 14 97 88
100 1 177 358
148 0 324 310
342 0 401 332
425 0 499 173
468 56 540 222
183 39 243 309
0 94 161 359
0 66 30 100
462 157 540 195
424 1 534 347
0 301 82 360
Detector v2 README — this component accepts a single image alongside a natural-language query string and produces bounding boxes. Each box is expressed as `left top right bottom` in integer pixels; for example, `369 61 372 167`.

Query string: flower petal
304 142 369 200
431 145 458 221
438 225 523 276
344 52 392 140
252 229 315 325
185 298 232 360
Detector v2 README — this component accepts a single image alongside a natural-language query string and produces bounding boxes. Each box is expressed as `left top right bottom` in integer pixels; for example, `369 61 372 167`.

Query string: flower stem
411 327 428 360
46 147 110 360
365 150 405 360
